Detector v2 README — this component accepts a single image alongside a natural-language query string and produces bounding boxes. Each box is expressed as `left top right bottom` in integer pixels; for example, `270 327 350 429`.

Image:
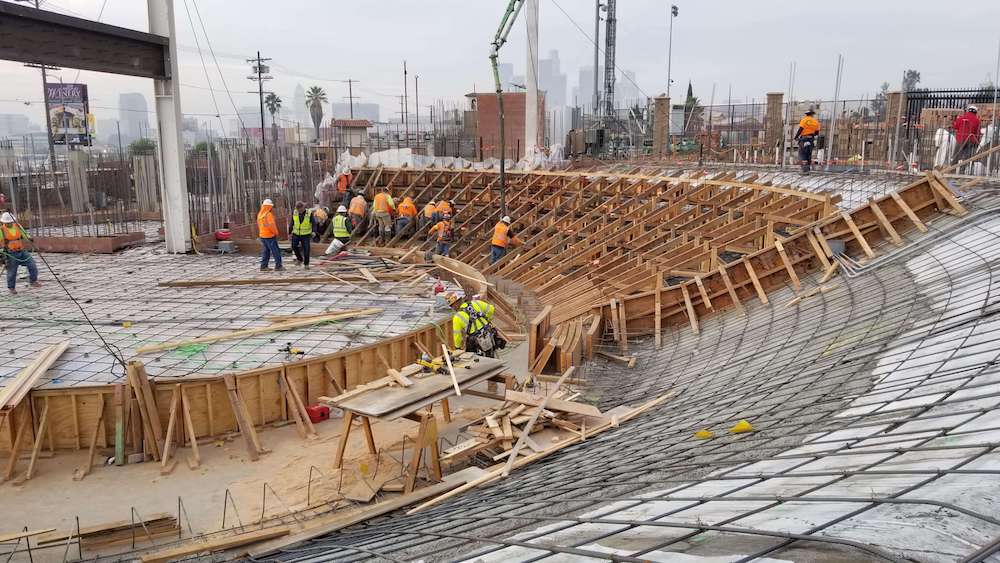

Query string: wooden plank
890 191 928 232
774 239 801 291
159 386 180 473
654 273 663 349
114 384 125 466
180 387 201 467
0 342 69 409
3 406 29 480
442 345 461 397
134 363 164 454
25 402 49 480
681 284 700 334
929 171 968 215
501 367 575 477
71 398 105 480
0 528 57 543
868 200 903 246
717 265 743 313
840 211 875 258
283 372 317 438
136 309 382 354
140 527 290 563
693 276 713 310
504 390 602 417
224 375 260 461
744 260 768 304
805 230 832 269
618 298 629 353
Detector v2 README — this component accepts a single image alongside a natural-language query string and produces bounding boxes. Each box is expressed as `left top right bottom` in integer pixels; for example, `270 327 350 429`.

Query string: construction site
2 1 1000 562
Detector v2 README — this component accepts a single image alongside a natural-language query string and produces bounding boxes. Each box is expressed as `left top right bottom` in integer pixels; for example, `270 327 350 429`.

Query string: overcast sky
1 0 999 131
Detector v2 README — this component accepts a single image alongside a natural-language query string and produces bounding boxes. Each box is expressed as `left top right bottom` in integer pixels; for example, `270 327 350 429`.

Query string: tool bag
462 303 497 353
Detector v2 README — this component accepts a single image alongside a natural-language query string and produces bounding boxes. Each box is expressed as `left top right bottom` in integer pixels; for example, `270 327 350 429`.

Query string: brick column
653 96 670 157
764 92 784 149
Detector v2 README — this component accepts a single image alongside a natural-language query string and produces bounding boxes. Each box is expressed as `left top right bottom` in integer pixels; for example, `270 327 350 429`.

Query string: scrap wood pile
528 305 600 376
34 513 179 551
441 381 604 466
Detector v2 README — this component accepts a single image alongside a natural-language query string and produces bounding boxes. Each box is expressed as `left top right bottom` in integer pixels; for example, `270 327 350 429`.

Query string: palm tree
305 86 327 143
264 93 281 143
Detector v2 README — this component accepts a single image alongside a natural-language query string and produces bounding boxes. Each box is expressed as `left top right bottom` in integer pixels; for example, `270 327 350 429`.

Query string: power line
181 0 227 132
190 0 247 137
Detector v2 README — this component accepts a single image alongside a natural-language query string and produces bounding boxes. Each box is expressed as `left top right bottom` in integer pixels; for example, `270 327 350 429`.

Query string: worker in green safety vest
324 205 353 255
288 201 315 269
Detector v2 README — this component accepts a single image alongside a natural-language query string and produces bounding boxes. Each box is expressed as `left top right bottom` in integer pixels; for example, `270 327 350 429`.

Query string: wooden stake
654 273 663 349
681 284 700 334
224 375 260 461
805 229 832 269
441 345 461 397
840 211 875 258
868 200 903 246
73 399 105 481
25 402 49 480
179 387 201 467
889 191 928 232
501 367 575 478
694 275 713 310
774 239 801 291
113 384 125 466
744 260 769 304
159 386 180 473
717 265 743 313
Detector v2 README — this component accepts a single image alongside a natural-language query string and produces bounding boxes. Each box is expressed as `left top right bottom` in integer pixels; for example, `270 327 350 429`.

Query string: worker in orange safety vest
348 191 367 232
371 187 396 242
1 212 39 294
427 213 455 257
490 215 522 264
396 196 418 235
257 198 283 271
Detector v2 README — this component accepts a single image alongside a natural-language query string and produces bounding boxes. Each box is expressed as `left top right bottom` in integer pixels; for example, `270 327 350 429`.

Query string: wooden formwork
0 320 449 467
350 166 963 373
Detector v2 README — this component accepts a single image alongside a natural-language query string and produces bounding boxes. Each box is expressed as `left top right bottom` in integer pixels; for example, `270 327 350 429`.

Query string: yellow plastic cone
694 429 714 440
729 420 754 434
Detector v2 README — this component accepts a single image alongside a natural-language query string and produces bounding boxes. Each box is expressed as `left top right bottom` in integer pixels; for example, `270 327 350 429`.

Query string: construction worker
288 201 314 269
794 109 821 173
445 292 503 358
313 206 331 243
348 191 368 232
1 212 39 295
437 199 454 217
396 195 417 235
952 105 982 164
336 171 353 208
420 200 439 231
427 213 454 257
490 215 521 264
371 187 396 242
325 205 353 254
257 198 283 271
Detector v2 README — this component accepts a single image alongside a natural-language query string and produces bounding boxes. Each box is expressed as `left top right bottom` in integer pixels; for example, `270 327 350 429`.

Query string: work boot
8 288 16 295
304 264 310 270
29 281 41 288
260 266 271 272
275 265 284 272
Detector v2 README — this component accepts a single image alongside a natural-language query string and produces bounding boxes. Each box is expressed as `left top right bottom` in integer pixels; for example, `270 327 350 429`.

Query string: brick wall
472 92 545 159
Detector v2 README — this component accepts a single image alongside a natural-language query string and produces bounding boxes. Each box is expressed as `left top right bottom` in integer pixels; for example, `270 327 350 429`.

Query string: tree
871 82 890 119
305 86 327 143
902 69 921 92
683 81 703 135
129 137 156 155
264 92 282 143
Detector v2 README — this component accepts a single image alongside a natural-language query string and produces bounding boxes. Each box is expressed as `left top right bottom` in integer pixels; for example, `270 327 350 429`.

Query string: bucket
325 239 345 255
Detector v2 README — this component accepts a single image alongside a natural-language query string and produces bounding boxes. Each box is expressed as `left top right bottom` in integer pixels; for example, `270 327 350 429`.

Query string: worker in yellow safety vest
288 201 315 269
1 212 39 294
490 215 522 264
371 187 396 242
445 292 505 357
324 205 353 255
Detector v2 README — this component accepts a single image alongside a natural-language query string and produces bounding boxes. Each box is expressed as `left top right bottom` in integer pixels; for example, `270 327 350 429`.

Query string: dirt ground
0 341 529 561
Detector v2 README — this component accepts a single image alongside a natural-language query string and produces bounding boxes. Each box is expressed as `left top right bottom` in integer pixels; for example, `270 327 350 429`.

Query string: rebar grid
0 249 443 387
251 196 1000 562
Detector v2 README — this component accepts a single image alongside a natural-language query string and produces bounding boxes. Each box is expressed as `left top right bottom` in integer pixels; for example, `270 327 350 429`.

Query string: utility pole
414 74 420 147
247 51 272 149
397 95 406 148
666 4 678 154
343 79 359 119
403 61 409 148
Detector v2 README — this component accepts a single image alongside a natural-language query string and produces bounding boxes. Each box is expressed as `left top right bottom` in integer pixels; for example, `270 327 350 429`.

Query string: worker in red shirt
952 105 981 164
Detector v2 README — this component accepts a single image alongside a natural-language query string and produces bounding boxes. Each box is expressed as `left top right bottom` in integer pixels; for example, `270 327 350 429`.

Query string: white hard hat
501 216 512 224
968 105 979 113
337 205 348 213
262 198 273 206
0 212 13 223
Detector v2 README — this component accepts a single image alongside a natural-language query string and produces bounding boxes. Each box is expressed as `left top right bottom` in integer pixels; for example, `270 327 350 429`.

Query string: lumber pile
0 342 69 411
528 308 599 375
442 383 603 465
36 513 179 550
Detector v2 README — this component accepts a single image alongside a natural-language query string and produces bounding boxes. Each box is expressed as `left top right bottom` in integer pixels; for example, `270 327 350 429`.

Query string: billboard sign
46 83 91 145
